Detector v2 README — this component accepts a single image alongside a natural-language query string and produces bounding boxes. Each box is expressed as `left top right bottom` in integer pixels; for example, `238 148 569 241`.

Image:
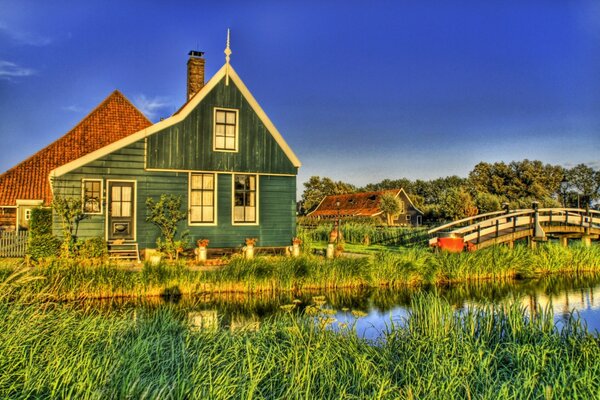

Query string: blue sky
1 0 599 189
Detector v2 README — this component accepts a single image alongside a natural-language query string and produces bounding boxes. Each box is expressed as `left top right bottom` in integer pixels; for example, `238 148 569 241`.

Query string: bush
27 234 61 260
78 237 108 259
29 208 52 237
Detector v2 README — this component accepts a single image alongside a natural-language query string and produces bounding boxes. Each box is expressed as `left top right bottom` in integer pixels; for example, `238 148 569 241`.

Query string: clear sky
1 0 599 190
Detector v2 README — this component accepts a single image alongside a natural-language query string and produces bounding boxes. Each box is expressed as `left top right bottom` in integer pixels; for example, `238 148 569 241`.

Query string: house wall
146 78 297 175
53 139 296 248
393 191 423 226
0 208 16 230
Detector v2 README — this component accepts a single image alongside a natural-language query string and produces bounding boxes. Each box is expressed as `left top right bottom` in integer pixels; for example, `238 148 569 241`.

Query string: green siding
54 141 296 249
146 78 297 175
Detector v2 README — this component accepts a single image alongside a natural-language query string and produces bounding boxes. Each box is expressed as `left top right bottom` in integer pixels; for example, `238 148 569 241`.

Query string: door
107 181 135 240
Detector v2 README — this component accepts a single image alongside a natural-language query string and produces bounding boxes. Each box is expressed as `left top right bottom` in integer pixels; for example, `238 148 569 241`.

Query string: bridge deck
429 208 600 251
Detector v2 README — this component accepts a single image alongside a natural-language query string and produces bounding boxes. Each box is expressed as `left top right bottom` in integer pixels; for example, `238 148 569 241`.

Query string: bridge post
582 235 592 247
532 201 546 240
559 236 568 248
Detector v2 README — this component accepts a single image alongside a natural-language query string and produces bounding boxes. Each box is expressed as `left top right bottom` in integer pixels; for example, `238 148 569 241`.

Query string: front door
107 181 135 240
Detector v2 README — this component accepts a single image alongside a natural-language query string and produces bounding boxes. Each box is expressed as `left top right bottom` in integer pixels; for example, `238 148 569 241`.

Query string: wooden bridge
428 207 600 251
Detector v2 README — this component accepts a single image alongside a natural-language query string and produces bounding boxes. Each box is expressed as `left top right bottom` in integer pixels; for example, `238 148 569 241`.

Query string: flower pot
292 243 300 257
197 246 207 262
244 245 254 259
326 243 334 259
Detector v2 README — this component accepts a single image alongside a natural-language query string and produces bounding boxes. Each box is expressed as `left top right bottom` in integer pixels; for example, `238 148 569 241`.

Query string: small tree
52 195 84 258
379 193 403 226
146 194 188 261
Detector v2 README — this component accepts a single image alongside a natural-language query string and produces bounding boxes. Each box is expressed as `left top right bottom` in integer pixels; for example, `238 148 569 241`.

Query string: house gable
146 75 297 174
52 64 300 179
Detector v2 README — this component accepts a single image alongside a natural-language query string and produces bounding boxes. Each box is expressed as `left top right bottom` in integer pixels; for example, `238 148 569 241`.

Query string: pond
85 273 600 340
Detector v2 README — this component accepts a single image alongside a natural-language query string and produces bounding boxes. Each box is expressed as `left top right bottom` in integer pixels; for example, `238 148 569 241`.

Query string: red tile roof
307 189 402 218
0 90 152 206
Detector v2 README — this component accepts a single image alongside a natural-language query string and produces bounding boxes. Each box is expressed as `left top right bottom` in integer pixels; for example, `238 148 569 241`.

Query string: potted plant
291 237 302 257
196 239 209 262
244 238 257 259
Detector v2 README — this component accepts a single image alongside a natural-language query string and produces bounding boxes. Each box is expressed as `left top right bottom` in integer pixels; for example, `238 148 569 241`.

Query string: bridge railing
429 208 600 247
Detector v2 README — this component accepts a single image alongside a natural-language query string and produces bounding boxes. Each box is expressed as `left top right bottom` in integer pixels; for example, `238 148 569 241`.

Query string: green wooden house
50 49 301 251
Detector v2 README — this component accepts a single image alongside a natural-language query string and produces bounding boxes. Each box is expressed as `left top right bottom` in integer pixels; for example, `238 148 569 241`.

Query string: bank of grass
0 277 599 399
1 242 600 300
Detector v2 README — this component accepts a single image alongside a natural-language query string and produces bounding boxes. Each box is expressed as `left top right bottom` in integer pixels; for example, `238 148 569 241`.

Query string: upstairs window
190 173 215 224
83 179 102 214
233 174 257 224
214 108 238 152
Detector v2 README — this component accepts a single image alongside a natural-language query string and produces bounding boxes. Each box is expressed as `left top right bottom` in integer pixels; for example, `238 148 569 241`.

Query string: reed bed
2 243 600 300
0 277 599 399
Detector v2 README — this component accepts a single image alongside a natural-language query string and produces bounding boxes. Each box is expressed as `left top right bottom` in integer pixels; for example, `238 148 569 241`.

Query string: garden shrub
27 234 61 260
29 208 52 237
78 237 108 259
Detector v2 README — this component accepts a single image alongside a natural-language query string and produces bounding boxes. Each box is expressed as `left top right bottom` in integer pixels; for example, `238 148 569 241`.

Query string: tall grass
0 288 599 399
2 243 600 300
298 223 429 247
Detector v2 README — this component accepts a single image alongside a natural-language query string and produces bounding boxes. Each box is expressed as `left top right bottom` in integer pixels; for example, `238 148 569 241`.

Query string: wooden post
507 240 514 249
559 236 569 248
582 236 592 247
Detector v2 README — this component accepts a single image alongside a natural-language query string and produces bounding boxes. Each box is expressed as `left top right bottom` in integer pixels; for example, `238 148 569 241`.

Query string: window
190 173 215 223
406 215 411 221
233 174 257 223
214 108 238 151
24 209 32 221
83 180 102 214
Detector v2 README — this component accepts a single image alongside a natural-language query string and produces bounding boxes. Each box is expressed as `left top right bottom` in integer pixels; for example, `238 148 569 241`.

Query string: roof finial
224 28 232 85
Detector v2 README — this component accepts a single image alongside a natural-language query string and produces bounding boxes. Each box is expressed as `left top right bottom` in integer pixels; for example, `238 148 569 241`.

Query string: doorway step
108 240 140 263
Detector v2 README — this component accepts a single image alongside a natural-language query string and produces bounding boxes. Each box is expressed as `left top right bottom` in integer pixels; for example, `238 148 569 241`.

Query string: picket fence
0 231 28 257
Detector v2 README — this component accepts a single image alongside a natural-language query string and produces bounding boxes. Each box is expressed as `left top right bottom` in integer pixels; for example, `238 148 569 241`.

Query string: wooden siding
0 208 16 228
53 140 296 248
146 78 297 175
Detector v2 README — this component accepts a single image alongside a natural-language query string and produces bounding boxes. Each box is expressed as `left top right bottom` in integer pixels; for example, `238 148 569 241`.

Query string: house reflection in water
188 310 261 332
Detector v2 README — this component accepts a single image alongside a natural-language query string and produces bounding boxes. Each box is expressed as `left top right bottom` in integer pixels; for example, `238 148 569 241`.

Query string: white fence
0 231 28 257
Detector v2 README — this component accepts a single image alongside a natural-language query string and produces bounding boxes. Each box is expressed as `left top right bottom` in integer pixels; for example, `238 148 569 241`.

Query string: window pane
245 206 255 222
225 125 235 137
122 187 132 202
215 124 224 136
215 136 225 149
248 192 255 207
216 111 225 123
226 112 236 124
234 206 245 221
202 191 213 206
225 138 235 150
191 175 202 189
111 202 121 217
202 206 213 222
203 174 213 189
248 176 256 190
122 201 131 217
112 187 121 201
191 191 202 206
191 207 202 222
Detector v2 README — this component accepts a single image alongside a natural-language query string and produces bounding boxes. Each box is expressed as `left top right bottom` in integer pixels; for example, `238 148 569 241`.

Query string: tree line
301 160 600 222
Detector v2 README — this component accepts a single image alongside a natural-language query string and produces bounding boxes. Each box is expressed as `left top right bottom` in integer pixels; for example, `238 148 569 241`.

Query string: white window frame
188 172 218 226
213 107 239 153
232 174 259 225
24 208 32 221
82 179 103 215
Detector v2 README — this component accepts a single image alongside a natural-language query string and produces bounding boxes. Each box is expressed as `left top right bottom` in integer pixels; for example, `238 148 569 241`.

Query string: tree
474 192 503 214
379 193 403 226
566 164 600 207
438 187 478 221
301 176 356 213
146 194 188 260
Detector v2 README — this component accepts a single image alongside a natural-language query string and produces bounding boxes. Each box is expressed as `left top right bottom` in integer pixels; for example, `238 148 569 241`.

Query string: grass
1 272 599 399
1 242 600 301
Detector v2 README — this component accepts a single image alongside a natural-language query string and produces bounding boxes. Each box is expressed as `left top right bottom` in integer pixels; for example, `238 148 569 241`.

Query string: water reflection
82 273 600 340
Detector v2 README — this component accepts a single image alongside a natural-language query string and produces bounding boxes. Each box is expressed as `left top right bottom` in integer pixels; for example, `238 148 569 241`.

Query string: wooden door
107 181 135 240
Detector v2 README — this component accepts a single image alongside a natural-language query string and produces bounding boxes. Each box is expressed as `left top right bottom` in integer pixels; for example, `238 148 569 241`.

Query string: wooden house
49 47 301 250
306 189 423 226
0 92 151 231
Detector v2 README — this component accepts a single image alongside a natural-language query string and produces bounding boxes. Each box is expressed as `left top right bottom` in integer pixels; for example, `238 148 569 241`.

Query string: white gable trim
50 63 300 179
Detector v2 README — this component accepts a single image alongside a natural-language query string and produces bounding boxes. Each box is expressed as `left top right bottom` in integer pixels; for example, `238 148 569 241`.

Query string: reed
0 288 598 399
2 243 600 300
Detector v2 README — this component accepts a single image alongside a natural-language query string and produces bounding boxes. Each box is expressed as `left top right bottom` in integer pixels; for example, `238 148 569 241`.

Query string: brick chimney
187 50 205 101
